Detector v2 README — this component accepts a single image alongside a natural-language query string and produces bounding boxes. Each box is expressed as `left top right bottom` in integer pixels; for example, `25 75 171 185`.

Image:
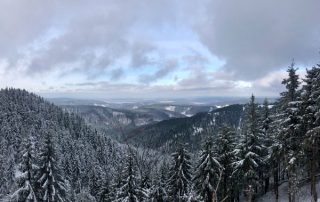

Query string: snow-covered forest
0 62 320 202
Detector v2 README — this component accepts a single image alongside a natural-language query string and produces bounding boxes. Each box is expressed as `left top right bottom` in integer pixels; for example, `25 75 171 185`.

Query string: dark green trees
168 144 192 202
35 133 68 202
11 138 37 202
194 138 222 202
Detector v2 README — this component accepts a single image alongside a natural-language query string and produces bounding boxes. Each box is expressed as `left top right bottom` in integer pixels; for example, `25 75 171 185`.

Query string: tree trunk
288 177 292 202
311 143 318 202
211 191 216 202
247 185 253 202
264 176 269 193
223 174 227 201
274 163 279 201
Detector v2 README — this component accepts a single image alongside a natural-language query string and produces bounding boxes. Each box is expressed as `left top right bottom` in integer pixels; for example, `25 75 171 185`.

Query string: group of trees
11 133 67 202
131 61 320 202
2 61 320 202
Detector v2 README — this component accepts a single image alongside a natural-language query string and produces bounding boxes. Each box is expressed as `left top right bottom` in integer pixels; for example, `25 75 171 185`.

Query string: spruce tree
115 153 140 202
148 162 169 202
35 133 68 202
260 99 272 193
278 62 302 202
215 126 237 202
11 137 37 202
98 178 112 202
194 137 222 202
301 65 320 201
168 144 192 202
233 95 265 201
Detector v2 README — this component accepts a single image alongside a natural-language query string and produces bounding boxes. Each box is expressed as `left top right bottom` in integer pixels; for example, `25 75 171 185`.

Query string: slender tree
194 137 222 202
11 137 37 202
233 95 265 201
215 126 237 202
35 133 68 202
115 153 140 202
278 61 302 202
168 144 192 202
301 65 320 201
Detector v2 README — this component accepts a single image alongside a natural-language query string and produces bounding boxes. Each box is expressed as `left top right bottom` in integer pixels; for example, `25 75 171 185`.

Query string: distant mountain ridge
61 104 216 140
124 104 245 150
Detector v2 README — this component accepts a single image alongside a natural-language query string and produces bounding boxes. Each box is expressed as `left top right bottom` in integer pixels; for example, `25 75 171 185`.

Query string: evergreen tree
148 162 169 202
301 65 320 201
35 133 68 202
260 99 272 193
194 138 222 202
98 178 112 202
278 62 302 202
168 144 192 202
215 126 237 202
115 153 140 202
269 101 287 200
88 162 103 199
280 61 300 106
233 95 265 201
11 137 37 202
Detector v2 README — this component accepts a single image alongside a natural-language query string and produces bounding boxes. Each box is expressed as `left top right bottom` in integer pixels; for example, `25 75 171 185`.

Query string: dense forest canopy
1 62 320 201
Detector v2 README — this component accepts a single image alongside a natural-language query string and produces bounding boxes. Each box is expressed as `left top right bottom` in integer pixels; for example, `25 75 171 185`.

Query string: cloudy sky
0 0 319 99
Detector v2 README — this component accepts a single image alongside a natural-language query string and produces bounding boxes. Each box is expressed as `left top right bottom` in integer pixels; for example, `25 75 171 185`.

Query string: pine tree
115 153 140 202
148 162 169 202
88 162 103 199
35 133 68 202
269 101 286 200
194 137 221 202
301 65 320 201
168 144 192 202
278 61 302 202
215 126 237 202
98 178 112 202
260 99 272 193
11 137 37 202
280 61 300 107
233 95 265 201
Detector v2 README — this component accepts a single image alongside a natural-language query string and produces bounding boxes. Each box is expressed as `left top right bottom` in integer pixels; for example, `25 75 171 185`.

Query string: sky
0 0 319 99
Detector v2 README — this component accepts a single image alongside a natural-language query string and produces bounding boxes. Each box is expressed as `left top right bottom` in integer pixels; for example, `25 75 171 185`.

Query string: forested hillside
125 104 244 150
0 89 129 201
62 104 195 140
1 63 320 202
61 104 215 141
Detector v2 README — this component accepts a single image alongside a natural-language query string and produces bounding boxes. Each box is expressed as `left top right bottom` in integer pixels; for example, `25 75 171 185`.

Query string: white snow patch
216 104 229 108
181 107 192 117
165 106 176 112
192 126 204 136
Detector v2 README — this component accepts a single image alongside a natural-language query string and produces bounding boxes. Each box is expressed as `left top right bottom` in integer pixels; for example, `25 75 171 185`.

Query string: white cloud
0 0 318 98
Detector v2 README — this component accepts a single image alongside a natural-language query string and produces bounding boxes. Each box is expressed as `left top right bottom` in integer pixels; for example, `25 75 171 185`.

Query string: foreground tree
115 153 141 202
11 137 37 202
194 138 222 202
215 126 237 201
147 162 169 202
35 133 68 202
301 65 320 201
168 144 192 202
278 62 301 202
234 95 265 201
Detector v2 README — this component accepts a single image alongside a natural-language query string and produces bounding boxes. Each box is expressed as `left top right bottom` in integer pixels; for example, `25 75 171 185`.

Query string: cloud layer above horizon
0 0 319 99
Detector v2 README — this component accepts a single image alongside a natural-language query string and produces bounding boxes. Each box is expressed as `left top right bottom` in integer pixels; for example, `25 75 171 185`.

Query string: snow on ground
165 106 176 112
258 180 320 202
215 104 229 108
192 126 204 136
181 107 192 117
